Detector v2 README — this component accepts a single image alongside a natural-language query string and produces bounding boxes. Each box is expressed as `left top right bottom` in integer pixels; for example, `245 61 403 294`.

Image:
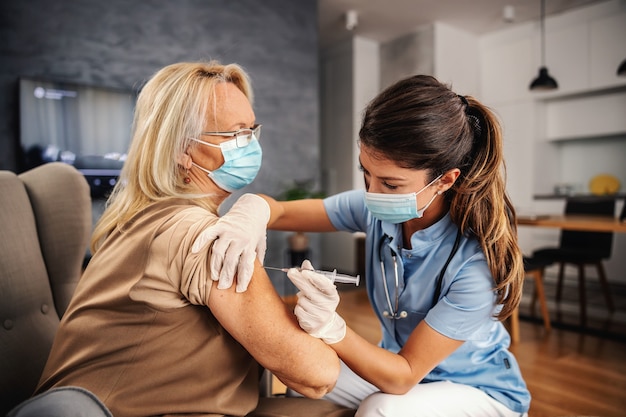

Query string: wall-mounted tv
18 77 136 198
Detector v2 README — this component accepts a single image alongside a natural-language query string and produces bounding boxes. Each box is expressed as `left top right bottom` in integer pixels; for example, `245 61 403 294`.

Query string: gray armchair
0 162 92 415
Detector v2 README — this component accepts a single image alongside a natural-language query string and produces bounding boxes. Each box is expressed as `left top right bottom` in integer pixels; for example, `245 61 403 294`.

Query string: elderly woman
34 61 351 417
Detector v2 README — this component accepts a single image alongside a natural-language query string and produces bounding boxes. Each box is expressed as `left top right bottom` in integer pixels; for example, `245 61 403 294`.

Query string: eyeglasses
201 124 262 148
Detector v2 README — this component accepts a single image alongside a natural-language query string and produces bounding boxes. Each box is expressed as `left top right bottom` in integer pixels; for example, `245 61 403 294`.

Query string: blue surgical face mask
364 175 442 224
190 135 262 192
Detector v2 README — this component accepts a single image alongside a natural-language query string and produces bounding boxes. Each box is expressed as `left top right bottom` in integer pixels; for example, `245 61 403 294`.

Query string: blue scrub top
323 189 530 413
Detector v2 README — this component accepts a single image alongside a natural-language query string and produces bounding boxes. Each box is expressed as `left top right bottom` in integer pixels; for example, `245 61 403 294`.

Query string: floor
333 284 626 416
518 271 626 342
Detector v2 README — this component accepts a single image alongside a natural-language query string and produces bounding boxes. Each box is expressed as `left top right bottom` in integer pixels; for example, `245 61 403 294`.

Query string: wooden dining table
517 214 626 233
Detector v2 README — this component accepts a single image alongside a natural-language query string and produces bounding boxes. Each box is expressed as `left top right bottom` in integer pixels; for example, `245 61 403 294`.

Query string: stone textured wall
0 0 320 293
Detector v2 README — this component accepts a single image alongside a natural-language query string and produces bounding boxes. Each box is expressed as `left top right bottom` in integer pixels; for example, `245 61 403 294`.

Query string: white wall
320 36 379 274
433 22 480 96
380 25 434 90
479 0 626 282
353 37 381 191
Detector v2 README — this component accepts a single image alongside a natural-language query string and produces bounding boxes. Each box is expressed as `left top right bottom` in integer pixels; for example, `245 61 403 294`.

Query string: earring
184 169 191 184
437 190 443 195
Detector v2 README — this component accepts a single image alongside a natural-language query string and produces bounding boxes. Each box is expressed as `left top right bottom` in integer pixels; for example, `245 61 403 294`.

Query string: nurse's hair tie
458 94 469 108
458 94 483 142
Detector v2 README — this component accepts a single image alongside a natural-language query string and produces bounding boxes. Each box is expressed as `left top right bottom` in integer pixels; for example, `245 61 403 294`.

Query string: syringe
264 266 360 286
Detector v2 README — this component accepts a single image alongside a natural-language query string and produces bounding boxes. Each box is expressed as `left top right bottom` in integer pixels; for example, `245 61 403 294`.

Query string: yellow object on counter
588 174 620 195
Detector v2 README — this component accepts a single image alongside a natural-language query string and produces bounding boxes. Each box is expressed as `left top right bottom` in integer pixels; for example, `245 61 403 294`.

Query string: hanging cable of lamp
618 58 626 76
529 0 558 90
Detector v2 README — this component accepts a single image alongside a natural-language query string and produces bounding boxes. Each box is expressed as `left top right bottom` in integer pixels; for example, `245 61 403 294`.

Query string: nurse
198 74 530 416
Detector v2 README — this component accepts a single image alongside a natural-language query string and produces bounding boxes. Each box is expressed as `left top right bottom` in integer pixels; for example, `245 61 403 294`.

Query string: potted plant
279 179 325 266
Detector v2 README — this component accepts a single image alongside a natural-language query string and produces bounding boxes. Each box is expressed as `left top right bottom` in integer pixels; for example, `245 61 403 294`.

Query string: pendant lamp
529 0 558 91
618 58 626 76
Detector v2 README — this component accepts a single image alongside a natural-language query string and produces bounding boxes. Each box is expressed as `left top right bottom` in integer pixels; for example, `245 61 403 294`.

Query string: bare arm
208 260 340 398
332 321 464 394
259 194 336 232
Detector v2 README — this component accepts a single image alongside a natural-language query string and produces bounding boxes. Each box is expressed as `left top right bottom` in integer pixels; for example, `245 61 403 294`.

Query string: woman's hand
287 260 346 344
192 193 269 292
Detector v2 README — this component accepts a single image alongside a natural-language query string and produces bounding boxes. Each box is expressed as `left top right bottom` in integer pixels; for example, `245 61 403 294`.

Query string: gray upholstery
6 387 112 417
249 397 356 417
0 163 92 416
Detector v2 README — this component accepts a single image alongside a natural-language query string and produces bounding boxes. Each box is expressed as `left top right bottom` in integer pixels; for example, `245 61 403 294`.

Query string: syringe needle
264 266 360 286
264 266 289 273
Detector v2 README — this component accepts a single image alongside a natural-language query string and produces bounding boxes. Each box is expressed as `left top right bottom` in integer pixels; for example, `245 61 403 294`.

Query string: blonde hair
91 61 253 253
359 75 523 320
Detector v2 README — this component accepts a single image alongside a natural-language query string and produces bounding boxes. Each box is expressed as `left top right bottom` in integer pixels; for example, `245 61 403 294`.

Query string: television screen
19 77 136 197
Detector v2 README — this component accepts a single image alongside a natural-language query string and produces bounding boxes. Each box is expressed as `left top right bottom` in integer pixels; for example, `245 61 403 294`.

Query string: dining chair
532 197 616 326
509 256 552 344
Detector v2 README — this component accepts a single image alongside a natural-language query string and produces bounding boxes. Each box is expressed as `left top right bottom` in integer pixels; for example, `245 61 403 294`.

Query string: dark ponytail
451 98 523 320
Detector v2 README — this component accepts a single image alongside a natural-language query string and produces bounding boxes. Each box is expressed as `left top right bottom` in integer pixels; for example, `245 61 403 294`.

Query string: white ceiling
318 0 605 48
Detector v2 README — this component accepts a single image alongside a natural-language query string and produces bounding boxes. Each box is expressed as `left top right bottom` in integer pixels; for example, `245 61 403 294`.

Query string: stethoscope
378 229 462 320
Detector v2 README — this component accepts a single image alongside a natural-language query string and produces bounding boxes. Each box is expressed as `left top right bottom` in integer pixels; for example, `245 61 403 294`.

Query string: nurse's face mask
189 124 262 192
364 174 442 223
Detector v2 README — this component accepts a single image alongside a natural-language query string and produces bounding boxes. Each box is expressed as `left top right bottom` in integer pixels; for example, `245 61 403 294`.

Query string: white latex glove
191 193 270 293
287 260 346 344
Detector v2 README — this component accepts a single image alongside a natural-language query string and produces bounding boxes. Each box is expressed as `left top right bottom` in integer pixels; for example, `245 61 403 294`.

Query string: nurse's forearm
259 195 335 232
331 327 420 394
331 322 463 395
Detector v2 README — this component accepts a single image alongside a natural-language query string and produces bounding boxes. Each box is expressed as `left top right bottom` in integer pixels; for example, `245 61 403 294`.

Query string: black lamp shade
618 58 626 76
529 67 558 90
